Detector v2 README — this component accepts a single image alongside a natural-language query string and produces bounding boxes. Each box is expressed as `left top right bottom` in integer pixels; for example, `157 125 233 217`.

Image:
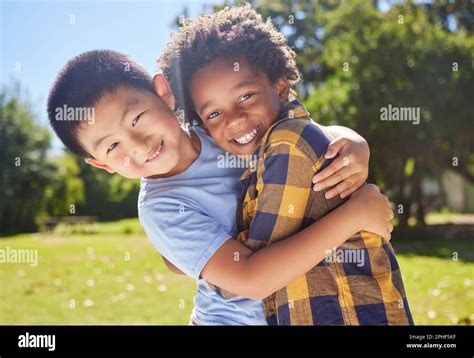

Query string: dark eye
107 142 118 154
240 93 254 102
132 112 143 127
207 111 221 120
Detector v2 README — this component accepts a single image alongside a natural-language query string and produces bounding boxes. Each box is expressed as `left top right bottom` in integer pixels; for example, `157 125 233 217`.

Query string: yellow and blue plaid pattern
236 99 414 325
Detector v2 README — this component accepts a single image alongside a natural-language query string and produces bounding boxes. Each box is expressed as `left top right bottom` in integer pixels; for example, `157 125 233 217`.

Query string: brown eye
207 111 221 120
132 112 143 127
240 93 254 102
107 142 118 154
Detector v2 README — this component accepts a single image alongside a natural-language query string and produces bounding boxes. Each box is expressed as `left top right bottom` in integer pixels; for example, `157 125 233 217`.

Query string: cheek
207 128 227 148
257 101 280 128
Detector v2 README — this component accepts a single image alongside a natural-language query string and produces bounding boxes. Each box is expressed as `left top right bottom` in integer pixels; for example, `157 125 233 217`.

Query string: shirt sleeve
139 197 232 279
240 123 332 248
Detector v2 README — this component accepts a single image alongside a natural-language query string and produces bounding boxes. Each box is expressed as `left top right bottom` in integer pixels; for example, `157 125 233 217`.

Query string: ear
153 73 176 110
84 158 116 174
273 77 290 102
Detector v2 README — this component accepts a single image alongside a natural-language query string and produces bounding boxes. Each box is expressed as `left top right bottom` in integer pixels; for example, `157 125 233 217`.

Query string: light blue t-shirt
138 126 267 325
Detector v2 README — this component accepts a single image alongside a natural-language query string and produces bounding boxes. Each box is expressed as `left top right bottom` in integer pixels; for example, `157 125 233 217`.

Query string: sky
1 0 223 150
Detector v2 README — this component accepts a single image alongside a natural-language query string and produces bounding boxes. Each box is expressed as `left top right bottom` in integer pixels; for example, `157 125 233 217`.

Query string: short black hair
158 3 301 125
47 49 155 157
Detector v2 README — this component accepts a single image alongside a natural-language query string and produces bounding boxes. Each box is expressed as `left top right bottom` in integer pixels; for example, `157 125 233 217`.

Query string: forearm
241 200 362 299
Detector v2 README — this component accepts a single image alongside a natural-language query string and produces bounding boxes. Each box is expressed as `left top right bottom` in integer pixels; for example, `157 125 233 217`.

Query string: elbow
237 271 274 301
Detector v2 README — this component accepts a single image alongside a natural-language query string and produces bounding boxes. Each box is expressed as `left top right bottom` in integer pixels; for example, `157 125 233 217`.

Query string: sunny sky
1 0 224 150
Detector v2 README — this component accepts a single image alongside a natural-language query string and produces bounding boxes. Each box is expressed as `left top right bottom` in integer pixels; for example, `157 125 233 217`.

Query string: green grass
0 218 473 325
0 219 195 325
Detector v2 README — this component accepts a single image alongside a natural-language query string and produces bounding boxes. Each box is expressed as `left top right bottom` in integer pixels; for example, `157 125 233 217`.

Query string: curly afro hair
158 3 301 125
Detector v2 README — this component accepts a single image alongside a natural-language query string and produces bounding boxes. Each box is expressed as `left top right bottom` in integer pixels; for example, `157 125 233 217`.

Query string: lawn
0 218 472 325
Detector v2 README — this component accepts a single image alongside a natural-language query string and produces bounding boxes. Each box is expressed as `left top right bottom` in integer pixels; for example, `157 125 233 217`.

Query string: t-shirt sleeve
139 197 232 279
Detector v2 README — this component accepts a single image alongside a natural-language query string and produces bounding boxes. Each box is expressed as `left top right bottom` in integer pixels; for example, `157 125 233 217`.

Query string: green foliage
76 160 140 221
0 87 55 233
42 154 85 217
305 0 473 223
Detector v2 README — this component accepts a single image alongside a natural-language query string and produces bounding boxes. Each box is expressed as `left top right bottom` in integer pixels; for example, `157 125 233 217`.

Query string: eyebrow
92 97 140 151
197 77 257 116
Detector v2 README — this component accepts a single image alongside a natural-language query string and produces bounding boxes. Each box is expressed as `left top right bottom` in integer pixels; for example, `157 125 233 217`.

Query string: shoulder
263 119 332 163
138 181 192 221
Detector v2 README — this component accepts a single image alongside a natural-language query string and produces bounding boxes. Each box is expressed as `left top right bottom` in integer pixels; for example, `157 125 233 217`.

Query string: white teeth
147 141 163 162
234 128 258 144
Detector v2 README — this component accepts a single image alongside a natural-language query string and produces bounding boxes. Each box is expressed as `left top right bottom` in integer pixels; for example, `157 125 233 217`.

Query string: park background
1 0 473 325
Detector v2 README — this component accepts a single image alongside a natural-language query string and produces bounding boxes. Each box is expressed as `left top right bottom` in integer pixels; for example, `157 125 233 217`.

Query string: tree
0 86 56 233
41 154 85 217
76 160 140 221
301 0 474 224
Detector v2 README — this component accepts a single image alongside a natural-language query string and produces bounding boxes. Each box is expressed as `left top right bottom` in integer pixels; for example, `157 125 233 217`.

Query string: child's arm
314 125 370 199
200 122 390 300
201 184 392 300
162 256 185 275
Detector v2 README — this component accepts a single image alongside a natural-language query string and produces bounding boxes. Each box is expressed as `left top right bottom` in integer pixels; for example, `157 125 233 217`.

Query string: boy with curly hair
159 4 413 325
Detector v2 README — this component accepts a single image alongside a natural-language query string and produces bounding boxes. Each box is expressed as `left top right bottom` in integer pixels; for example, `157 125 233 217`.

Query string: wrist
346 198 366 231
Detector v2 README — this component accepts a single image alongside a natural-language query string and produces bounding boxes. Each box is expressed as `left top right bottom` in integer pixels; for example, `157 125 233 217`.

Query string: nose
226 110 247 129
128 132 149 163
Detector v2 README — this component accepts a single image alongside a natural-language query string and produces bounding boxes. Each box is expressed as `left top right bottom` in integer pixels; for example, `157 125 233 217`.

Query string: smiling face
189 57 290 156
77 83 196 179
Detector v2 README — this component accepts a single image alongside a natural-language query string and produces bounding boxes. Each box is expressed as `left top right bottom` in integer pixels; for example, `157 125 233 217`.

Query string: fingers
323 174 364 199
340 187 356 199
313 150 351 185
313 167 348 194
313 158 344 184
323 181 350 199
313 161 355 191
324 138 348 159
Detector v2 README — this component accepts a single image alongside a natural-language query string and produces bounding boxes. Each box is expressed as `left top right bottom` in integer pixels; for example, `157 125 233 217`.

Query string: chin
232 144 259 156
236 148 256 156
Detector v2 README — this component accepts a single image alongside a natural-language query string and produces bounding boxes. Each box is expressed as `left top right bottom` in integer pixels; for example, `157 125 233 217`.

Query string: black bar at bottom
0 325 472 355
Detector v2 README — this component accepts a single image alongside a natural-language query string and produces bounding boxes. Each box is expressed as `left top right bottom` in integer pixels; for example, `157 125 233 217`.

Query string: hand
349 184 394 241
312 137 370 199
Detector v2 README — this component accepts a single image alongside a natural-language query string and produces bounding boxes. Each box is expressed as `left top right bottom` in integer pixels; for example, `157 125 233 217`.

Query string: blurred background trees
1 0 472 234
0 87 54 233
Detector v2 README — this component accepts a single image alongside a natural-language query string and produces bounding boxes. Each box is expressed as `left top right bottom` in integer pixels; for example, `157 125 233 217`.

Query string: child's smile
145 139 165 163
78 85 199 179
229 123 261 148
190 57 289 156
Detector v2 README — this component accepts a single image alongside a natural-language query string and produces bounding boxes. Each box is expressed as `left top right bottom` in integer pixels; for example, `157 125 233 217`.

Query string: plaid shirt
235 99 413 325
